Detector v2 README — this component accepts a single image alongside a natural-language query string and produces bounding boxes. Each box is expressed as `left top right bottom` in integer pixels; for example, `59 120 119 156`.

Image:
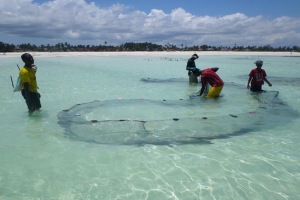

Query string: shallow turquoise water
0 53 300 199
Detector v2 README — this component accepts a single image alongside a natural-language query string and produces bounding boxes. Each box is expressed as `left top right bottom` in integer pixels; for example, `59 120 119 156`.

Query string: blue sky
84 0 300 18
1 0 300 47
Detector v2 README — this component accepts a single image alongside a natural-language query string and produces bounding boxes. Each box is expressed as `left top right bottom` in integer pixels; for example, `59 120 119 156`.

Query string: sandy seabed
1 51 299 58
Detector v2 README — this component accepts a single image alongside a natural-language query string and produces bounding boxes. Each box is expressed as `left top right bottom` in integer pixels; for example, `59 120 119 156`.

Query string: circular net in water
57 87 298 145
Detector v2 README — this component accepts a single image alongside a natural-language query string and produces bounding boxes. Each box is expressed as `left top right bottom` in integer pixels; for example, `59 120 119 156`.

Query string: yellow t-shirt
19 66 38 93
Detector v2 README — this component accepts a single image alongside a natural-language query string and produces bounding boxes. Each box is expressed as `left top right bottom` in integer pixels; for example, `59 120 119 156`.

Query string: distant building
14 46 22 52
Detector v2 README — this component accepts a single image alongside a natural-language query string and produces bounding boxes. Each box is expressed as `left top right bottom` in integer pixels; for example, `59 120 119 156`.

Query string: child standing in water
247 60 272 92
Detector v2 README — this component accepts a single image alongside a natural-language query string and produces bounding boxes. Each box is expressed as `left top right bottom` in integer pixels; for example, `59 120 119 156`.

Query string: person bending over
197 67 224 98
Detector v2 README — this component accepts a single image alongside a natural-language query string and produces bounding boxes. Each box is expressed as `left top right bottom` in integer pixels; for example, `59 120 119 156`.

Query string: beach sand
1 51 299 58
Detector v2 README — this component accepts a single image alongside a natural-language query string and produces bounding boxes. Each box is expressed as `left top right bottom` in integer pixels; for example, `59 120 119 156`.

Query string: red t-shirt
201 68 224 87
249 68 266 86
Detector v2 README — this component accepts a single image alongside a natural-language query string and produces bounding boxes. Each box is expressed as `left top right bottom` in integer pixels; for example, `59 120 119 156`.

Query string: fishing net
57 81 298 145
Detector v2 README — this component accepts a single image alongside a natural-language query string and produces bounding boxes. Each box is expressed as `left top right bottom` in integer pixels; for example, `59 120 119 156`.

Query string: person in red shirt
197 67 224 98
247 60 272 92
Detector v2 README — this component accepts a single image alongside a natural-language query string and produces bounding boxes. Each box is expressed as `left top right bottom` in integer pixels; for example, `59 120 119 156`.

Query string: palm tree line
0 41 299 52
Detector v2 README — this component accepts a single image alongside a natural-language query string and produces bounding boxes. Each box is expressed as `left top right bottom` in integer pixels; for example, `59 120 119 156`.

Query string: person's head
192 54 199 60
21 53 34 67
254 60 263 68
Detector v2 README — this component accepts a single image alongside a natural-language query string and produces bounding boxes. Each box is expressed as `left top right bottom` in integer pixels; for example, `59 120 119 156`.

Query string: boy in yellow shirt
19 53 41 113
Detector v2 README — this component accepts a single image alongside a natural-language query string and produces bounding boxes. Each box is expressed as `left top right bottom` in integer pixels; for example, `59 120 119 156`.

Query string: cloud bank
1 0 300 46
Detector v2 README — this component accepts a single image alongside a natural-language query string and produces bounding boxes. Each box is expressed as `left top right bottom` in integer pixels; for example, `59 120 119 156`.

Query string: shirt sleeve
249 69 254 77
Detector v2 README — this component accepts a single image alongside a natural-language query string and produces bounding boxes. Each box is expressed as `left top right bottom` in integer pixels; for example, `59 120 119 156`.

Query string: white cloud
0 0 299 46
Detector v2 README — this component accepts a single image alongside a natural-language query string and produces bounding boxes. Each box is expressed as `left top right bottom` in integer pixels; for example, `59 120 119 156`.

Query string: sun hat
192 54 199 59
254 60 263 65
21 53 33 62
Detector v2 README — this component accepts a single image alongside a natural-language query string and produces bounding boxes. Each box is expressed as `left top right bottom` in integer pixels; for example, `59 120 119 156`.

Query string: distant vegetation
1 41 299 52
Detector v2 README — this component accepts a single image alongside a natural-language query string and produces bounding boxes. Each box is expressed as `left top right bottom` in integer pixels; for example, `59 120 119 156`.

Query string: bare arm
264 77 272 86
197 86 206 96
247 77 252 89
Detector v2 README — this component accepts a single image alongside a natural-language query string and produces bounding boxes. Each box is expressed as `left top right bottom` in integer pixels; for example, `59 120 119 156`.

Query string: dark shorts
250 85 263 92
21 90 41 111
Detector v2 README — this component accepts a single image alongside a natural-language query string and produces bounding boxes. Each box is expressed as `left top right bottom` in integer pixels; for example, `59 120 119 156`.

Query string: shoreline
1 51 299 58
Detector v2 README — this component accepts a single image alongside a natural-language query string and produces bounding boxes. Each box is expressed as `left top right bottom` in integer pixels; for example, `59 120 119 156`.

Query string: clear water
1 53 300 199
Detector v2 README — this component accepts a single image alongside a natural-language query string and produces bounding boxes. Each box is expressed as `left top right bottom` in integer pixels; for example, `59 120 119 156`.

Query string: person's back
186 57 196 71
198 68 224 98
19 66 38 93
201 68 224 87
